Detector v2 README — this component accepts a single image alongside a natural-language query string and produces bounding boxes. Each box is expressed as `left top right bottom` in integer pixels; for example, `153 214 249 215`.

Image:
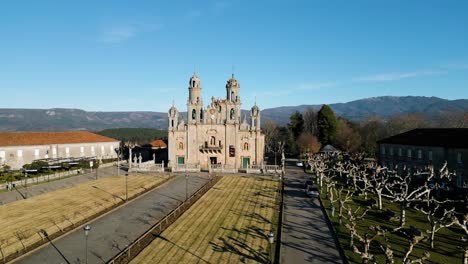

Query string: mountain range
0 96 467 131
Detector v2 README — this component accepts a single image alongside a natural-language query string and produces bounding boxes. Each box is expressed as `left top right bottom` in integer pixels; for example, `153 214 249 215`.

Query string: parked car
296 161 303 167
304 179 314 188
306 186 319 198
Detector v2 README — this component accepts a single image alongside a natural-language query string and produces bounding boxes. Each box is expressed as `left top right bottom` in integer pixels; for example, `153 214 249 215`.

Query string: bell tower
168 105 179 130
251 104 261 131
225 74 241 124
187 73 203 124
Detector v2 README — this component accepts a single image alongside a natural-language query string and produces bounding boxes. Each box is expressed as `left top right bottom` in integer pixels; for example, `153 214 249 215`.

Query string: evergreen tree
287 111 304 140
317 105 337 145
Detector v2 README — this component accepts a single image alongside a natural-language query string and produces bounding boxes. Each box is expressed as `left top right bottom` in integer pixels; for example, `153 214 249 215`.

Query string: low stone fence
0 169 81 190
209 164 237 173
108 175 222 264
129 161 164 173
172 164 201 173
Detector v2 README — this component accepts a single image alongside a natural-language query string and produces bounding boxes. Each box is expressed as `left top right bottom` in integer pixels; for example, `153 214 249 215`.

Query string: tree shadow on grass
91 186 125 202
158 236 210 263
210 236 268 263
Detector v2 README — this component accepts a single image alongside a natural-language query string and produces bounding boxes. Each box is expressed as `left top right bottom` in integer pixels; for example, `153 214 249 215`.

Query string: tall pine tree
317 105 337 145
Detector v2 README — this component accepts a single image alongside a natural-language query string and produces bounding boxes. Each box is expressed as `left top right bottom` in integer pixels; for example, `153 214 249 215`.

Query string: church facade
167 73 265 169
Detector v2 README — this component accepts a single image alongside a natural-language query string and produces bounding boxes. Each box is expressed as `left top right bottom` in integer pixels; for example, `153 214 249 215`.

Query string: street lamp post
115 147 121 177
83 224 91 264
125 173 128 202
268 230 275 263
185 174 188 201
24 171 28 199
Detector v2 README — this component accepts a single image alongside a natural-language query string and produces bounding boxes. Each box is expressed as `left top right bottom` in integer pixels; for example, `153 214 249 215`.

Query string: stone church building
167 73 265 170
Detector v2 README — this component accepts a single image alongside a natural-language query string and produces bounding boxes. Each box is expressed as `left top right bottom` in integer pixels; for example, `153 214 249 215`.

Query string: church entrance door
210 157 217 164
177 156 185 164
242 157 250 168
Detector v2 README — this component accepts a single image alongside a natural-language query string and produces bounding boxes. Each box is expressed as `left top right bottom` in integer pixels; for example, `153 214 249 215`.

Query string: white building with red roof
0 131 120 169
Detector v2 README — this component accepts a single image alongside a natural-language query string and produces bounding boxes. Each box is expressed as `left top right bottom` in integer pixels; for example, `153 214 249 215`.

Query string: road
0 166 123 205
280 165 344 264
14 174 211 264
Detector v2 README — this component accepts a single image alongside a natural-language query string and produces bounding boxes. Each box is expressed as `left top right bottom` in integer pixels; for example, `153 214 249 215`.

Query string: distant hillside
0 96 467 131
97 128 167 144
0 108 167 131
261 96 468 125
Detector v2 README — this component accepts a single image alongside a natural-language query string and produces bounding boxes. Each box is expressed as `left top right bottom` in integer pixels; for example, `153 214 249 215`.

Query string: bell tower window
192 109 196 120
231 91 235 101
230 108 235 119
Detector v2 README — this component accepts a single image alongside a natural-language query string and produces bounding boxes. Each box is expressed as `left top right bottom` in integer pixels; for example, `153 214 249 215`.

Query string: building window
407 149 412 158
381 146 386 155
178 142 184 150
418 150 422 159
17 150 23 158
244 142 249 151
390 147 394 156
457 153 462 164
398 148 402 157
230 108 235 119
428 151 433 161
210 136 216 145
192 109 196 120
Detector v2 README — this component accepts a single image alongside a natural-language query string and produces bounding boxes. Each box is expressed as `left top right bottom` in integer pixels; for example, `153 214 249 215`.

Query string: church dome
189 73 201 88
226 74 240 88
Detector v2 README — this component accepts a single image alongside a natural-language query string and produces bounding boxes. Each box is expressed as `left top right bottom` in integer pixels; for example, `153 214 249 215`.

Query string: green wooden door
242 157 250 168
177 156 185 164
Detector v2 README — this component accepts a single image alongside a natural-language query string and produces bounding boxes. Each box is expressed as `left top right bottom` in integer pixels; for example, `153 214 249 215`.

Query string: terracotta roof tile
0 132 119 147
148 139 167 148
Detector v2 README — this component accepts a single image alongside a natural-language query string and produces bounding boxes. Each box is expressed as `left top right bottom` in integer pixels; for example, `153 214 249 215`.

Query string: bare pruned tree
402 235 429 264
349 225 386 263
414 200 457 249
344 206 369 248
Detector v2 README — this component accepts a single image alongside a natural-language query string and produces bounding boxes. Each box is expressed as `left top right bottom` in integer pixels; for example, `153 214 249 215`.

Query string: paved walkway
0 166 123 205
14 174 211 264
280 165 343 264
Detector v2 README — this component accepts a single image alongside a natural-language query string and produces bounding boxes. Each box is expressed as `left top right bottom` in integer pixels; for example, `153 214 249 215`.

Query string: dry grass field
131 175 280 264
0 174 170 261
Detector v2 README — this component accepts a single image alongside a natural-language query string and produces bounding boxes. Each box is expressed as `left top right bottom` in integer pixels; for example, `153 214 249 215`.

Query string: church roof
0 131 119 147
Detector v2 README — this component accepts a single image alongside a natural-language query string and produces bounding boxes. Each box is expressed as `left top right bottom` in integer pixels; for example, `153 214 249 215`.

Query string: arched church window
244 142 249 151
210 136 216 145
192 109 196 120
231 91 235 100
200 110 203 120
192 80 195 87
178 142 184 150
230 108 235 119
171 120 174 127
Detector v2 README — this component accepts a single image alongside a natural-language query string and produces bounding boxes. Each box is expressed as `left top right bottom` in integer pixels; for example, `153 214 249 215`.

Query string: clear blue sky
1 0 467 112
